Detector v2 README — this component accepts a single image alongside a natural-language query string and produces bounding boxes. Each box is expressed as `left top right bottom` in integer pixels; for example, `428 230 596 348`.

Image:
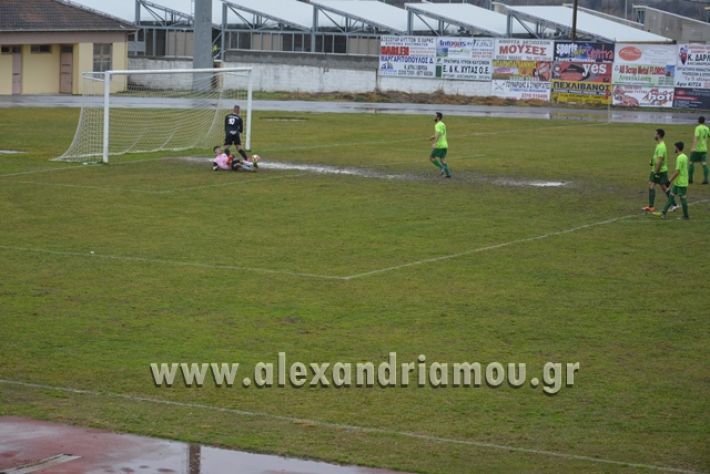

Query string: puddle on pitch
493 178 567 188
177 157 568 188
262 161 405 180
0 416 412 474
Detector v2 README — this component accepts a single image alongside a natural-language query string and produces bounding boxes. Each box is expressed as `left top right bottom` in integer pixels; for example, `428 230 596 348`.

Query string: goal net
56 67 252 164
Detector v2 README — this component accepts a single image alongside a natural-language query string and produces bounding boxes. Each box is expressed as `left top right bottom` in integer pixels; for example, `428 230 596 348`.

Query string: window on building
0 46 10 54
93 43 113 72
31 45 51 53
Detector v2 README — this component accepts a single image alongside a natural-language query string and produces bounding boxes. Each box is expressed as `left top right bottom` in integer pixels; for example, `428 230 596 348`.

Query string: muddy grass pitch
0 108 708 474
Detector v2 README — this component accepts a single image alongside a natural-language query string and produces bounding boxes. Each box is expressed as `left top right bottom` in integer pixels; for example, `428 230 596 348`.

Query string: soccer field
0 107 708 473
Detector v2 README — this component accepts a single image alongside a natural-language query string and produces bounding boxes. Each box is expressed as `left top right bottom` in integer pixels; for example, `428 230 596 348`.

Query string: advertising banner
612 85 674 108
491 80 551 101
435 37 494 81
553 41 615 62
552 61 611 83
673 88 710 110
552 81 611 105
379 36 436 78
675 44 710 89
492 60 552 81
494 39 554 61
612 44 676 87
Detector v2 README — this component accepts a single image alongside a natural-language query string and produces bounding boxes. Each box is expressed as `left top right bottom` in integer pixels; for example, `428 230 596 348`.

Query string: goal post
56 67 253 164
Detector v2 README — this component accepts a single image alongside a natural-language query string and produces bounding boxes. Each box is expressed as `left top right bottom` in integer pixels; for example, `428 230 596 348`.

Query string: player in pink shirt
212 145 260 171
212 146 232 170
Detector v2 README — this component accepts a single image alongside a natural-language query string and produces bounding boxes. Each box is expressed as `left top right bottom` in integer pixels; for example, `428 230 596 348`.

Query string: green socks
648 188 656 207
689 163 709 183
442 163 451 177
431 159 443 170
666 189 676 206
662 196 673 214
681 197 689 218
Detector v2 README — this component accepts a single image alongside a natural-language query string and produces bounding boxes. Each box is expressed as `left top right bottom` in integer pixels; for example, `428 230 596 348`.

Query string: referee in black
224 105 249 161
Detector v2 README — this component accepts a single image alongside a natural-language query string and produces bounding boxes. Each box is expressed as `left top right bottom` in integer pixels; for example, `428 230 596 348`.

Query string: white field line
2 202 707 281
2 454 82 474
13 181 168 194
0 379 703 474
343 215 635 280
0 157 171 179
0 245 345 281
12 173 308 195
343 199 710 280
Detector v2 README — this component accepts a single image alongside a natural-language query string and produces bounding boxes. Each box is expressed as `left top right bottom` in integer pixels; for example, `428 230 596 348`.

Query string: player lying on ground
212 146 260 172
654 141 690 220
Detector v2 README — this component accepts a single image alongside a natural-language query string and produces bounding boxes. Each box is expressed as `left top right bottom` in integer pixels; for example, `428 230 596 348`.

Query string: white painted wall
127 57 492 97
225 62 376 93
377 76 492 96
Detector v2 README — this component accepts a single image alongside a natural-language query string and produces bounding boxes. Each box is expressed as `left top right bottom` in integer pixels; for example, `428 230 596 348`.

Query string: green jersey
651 142 668 173
675 153 689 187
695 124 709 152
434 121 448 149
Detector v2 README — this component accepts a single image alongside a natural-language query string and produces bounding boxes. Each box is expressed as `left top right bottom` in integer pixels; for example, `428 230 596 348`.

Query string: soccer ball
252 154 261 162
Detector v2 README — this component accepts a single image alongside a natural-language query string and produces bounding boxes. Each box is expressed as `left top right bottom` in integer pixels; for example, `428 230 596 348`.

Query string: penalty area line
0 245 345 281
0 157 172 179
0 379 702 474
343 199 710 280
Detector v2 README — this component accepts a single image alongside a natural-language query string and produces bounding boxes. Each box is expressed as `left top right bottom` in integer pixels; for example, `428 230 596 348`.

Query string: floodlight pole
571 0 578 40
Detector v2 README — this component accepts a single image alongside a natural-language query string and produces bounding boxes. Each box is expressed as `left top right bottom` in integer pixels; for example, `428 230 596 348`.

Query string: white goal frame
65 67 253 164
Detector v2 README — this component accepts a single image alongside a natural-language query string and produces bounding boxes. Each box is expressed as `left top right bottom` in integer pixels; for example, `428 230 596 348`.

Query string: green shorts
430 148 448 159
649 171 669 185
690 151 707 163
671 185 688 197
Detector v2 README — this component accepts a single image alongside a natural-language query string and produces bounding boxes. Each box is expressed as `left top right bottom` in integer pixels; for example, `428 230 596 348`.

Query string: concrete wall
224 50 377 93
74 43 94 95
0 52 12 95
0 32 130 95
378 76 492 96
22 44 60 94
127 54 495 97
130 53 382 94
638 8 710 42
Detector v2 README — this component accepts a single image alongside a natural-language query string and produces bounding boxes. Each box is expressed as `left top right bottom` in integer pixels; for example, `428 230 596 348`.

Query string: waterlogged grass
0 108 708 473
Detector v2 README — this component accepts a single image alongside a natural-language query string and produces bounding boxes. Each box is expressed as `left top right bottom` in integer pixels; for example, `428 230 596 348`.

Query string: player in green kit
689 116 709 184
654 142 690 220
643 129 674 212
429 112 451 178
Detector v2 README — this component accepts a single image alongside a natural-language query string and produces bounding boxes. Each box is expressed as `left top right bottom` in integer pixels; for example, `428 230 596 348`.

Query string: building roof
0 0 135 32
505 5 673 43
311 0 426 33
223 0 324 31
404 3 529 37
